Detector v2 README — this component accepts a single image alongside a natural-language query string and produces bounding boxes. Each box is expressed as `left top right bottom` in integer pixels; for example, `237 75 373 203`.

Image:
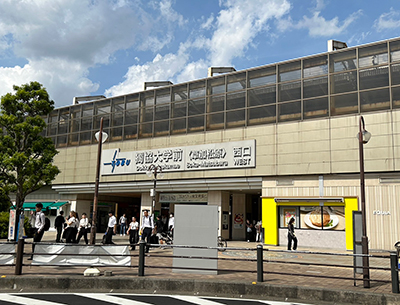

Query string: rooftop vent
328 40 348 52
208 67 236 77
144 81 173 90
73 95 106 105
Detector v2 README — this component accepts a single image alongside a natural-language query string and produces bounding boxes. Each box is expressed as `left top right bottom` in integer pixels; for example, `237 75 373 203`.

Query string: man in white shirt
168 213 175 239
28 203 45 260
140 210 154 253
105 211 117 244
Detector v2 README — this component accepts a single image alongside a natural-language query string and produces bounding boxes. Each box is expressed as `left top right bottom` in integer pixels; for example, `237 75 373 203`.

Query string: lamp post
358 115 371 288
146 164 163 213
89 117 108 245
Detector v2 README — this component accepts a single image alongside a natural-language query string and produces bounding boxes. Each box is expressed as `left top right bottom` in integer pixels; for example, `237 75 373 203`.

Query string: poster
234 213 244 229
282 207 297 227
222 211 229 230
8 210 16 240
300 206 345 230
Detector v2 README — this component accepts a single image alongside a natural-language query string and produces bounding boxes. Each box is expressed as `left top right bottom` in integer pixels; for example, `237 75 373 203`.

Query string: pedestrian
119 213 127 236
255 220 262 243
168 212 174 239
54 210 65 243
105 211 117 244
127 216 139 250
155 215 165 247
64 211 78 243
246 219 253 242
76 212 90 244
140 210 154 253
287 217 297 251
28 202 46 260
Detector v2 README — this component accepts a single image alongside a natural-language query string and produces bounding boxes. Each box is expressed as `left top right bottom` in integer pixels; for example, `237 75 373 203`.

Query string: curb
0 277 399 305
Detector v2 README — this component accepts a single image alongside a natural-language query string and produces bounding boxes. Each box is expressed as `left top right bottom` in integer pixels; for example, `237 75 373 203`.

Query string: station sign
100 139 255 176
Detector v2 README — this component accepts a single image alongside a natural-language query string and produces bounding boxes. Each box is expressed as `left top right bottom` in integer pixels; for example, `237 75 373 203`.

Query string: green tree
0 81 60 239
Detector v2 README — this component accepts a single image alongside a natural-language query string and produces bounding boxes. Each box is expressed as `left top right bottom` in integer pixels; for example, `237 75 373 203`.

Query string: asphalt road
0 294 321 305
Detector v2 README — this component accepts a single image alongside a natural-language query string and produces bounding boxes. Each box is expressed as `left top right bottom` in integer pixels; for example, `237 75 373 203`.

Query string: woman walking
127 217 139 250
287 217 297 250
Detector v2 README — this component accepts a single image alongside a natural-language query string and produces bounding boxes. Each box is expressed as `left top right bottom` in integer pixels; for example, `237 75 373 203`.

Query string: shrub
0 212 9 239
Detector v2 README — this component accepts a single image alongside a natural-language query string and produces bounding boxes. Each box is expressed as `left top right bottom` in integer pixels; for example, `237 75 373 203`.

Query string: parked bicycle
217 236 227 252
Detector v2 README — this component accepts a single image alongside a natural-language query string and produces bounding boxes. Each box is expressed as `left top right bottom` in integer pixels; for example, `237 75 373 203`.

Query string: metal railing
0 239 398 294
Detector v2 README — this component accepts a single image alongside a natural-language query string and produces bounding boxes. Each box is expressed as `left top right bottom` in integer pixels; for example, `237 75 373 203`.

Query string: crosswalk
0 293 311 305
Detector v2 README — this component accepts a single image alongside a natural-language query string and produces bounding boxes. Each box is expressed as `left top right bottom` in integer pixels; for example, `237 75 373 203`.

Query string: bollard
390 252 399 294
138 240 146 276
257 244 263 282
15 238 25 275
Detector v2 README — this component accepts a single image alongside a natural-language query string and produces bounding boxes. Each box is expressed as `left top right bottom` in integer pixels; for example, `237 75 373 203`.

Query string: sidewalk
0 231 399 305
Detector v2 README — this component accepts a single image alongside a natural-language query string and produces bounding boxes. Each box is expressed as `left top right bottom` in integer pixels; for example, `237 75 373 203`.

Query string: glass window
278 101 301 122
48 123 57 136
94 100 111 115
359 43 388 68
124 125 137 140
172 101 187 118
207 112 224 130
110 127 123 141
359 66 389 90
49 110 59 124
82 104 94 117
279 207 299 228
279 81 301 102
70 106 81 120
126 94 139 109
171 118 186 134
155 104 170 121
111 97 125 112
227 73 246 92
56 135 67 148
390 40 400 62
331 71 358 94
141 92 155 107
249 66 276 87
154 120 169 135
141 107 153 122
208 95 225 112
226 109 245 128
304 97 329 119
208 77 225 95
93 115 110 130
303 56 328 78
248 105 276 125
189 81 205 99
329 49 357 72
68 133 79 146
173 85 188 101
188 98 205 116
226 91 245 110
391 63 400 85
331 92 358 116
112 111 124 127
156 89 171 105
248 86 276 106
81 116 92 132
299 206 345 231
188 115 204 132
79 131 92 145
303 76 328 98
360 88 390 112
279 61 301 82
58 110 69 134
139 122 153 138
125 109 138 125
69 119 80 134
392 86 400 108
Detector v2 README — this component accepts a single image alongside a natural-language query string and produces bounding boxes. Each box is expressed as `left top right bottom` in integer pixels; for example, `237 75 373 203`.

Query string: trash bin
395 241 400 268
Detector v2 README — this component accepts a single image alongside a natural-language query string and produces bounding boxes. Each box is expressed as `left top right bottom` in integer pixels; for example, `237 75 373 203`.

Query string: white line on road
0 294 64 305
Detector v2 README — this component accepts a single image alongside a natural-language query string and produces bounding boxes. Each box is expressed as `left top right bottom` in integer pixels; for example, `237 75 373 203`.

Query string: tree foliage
0 82 60 236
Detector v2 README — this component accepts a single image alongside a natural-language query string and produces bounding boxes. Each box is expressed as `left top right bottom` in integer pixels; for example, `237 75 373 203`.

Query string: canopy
11 201 68 211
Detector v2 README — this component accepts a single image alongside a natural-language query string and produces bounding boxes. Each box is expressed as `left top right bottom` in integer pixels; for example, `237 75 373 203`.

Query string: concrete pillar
208 191 230 239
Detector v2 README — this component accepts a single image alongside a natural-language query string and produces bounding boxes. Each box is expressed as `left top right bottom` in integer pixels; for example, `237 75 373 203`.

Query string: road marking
83 293 150 305
0 294 64 305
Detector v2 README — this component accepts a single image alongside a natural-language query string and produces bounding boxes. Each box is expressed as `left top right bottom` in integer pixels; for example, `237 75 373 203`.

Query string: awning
11 201 68 211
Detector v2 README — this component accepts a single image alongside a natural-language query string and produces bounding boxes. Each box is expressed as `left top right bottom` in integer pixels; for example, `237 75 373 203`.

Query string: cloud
296 10 362 37
0 0 184 106
374 8 400 32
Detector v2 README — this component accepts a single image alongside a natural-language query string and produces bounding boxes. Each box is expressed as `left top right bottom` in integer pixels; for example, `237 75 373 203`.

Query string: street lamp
90 117 108 245
358 115 371 288
146 164 163 213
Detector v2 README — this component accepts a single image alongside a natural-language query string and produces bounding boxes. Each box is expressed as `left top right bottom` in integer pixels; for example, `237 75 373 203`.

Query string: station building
24 37 400 251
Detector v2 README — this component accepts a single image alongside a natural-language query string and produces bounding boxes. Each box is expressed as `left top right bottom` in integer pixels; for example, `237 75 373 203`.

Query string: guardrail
0 239 398 294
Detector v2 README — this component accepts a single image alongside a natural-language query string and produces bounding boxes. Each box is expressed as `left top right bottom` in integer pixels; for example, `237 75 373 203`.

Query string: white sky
0 0 400 108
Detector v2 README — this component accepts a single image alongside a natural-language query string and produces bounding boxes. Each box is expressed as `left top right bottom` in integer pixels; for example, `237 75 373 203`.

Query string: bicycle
217 236 227 252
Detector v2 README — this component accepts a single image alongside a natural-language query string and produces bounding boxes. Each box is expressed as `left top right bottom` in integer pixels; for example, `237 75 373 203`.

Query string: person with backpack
54 211 65 243
28 202 46 260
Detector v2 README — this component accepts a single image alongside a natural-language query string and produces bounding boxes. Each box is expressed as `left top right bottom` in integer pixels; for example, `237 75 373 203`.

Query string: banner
32 244 130 266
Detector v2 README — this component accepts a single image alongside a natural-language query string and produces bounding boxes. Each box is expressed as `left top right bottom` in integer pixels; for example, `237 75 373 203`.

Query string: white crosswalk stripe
0 293 311 305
